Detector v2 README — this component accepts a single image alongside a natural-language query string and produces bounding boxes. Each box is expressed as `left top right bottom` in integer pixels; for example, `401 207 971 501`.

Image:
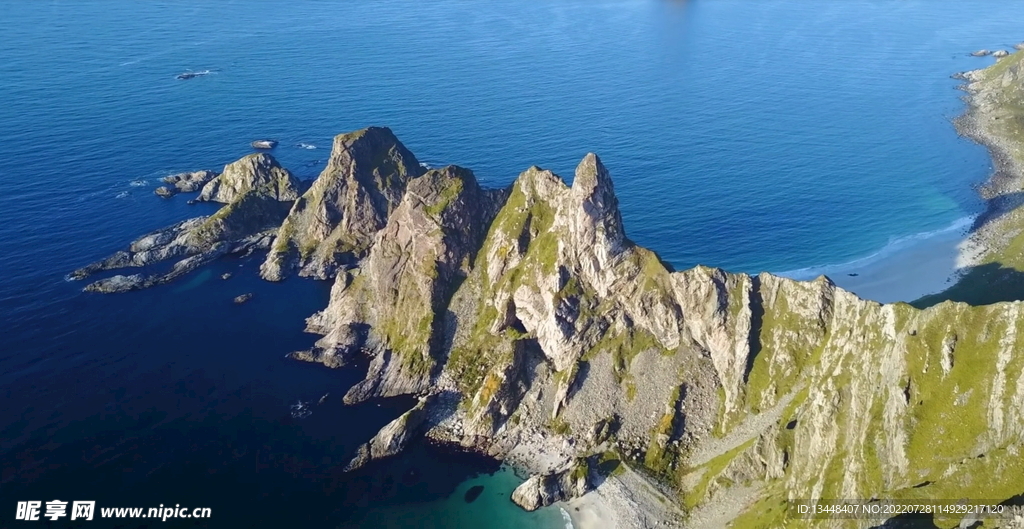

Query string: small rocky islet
71 105 1024 526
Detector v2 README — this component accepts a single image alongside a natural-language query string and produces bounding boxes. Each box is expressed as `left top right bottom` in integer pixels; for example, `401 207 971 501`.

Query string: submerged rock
233 293 253 304
163 170 218 193
463 485 484 503
971 49 992 57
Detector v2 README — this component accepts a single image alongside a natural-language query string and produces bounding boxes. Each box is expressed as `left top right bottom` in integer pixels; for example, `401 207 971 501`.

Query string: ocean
1 1 1022 527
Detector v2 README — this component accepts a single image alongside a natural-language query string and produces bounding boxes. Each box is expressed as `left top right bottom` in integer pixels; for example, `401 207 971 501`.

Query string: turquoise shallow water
343 466 566 529
1 1 1023 527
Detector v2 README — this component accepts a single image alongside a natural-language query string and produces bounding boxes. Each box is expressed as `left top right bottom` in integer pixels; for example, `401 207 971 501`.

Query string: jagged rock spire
564 153 628 298
261 126 424 281
197 153 301 204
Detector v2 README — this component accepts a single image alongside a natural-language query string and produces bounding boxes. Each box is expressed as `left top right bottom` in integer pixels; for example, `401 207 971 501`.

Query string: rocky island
70 48 1024 527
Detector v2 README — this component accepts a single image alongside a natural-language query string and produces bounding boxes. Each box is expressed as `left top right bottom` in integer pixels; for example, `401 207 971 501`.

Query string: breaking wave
559 507 574 529
290 400 312 419
776 215 975 281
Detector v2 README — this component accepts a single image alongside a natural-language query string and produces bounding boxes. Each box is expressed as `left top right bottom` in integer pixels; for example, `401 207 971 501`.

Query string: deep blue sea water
2 1 1023 527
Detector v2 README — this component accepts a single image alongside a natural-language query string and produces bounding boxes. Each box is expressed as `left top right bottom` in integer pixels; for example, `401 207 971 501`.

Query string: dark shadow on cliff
743 275 764 383
869 513 942 529
567 360 590 400
912 262 1024 308
967 190 1024 230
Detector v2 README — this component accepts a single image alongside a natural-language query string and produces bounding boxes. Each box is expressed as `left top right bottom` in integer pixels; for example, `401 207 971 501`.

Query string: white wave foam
297 143 317 150
559 507 574 529
115 191 130 199
128 179 148 187
776 215 975 281
290 400 312 419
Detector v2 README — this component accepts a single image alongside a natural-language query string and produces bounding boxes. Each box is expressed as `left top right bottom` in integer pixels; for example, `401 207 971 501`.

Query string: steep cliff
260 126 425 281
297 164 506 403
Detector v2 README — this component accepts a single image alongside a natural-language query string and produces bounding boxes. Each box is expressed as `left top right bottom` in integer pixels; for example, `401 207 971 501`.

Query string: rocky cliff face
260 127 425 281
74 124 1024 527
298 164 506 403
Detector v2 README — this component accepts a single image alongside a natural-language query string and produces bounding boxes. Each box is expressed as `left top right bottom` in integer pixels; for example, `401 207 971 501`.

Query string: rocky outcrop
163 170 218 193
155 186 175 198
511 458 593 511
260 127 425 281
344 396 433 472
198 153 300 203
71 153 300 292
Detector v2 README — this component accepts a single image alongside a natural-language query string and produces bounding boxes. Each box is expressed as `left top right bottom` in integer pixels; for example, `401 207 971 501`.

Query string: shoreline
948 62 1024 262
908 50 1024 306
777 215 974 304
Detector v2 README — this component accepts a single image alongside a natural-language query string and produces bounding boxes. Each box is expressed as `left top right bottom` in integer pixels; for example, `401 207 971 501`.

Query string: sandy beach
777 216 974 304
826 221 970 303
559 468 685 529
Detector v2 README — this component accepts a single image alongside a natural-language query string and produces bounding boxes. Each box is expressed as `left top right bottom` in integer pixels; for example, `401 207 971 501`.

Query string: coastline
949 60 1024 261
